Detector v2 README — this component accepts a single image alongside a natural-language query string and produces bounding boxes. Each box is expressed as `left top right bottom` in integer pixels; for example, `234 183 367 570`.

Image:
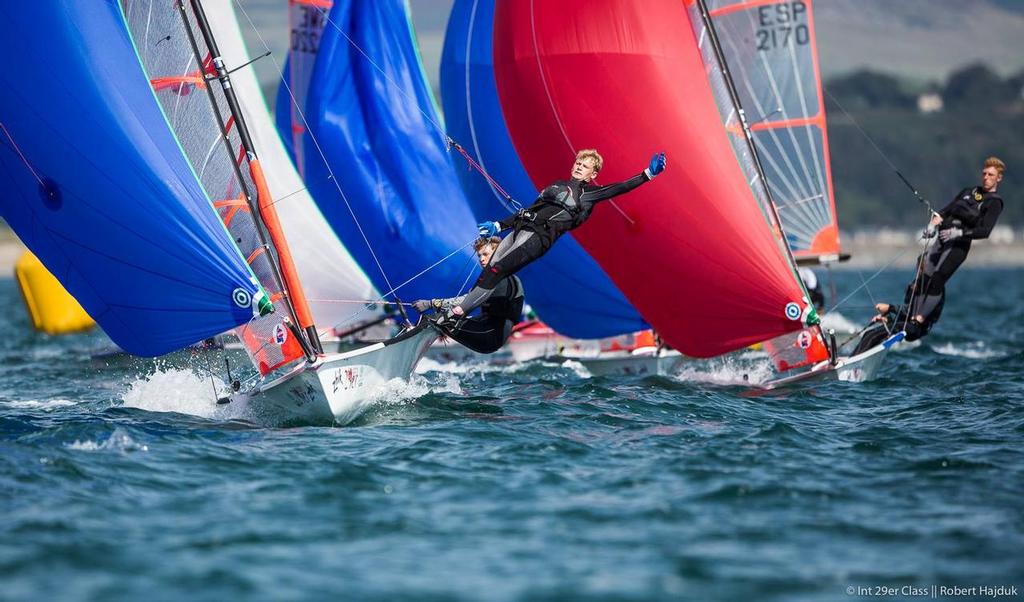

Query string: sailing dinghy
0 1 436 426
486 0 904 385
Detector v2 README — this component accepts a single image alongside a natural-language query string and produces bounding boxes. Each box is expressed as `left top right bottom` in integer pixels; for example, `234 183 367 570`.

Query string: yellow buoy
15 251 95 335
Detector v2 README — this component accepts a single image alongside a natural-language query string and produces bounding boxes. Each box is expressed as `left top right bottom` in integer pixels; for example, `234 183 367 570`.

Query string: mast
182 0 323 356
695 0 816 322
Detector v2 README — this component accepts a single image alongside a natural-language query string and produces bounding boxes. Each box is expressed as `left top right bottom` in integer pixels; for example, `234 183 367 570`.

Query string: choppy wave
930 341 1006 359
2 269 1023 600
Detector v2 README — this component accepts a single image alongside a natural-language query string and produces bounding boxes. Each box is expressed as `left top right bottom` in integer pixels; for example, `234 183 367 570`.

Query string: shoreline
2 239 1023 275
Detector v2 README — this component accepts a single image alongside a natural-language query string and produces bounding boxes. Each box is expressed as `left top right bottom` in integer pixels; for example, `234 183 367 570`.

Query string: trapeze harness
853 281 946 354
455 172 652 315
913 187 1003 320
854 186 1003 355
438 275 525 354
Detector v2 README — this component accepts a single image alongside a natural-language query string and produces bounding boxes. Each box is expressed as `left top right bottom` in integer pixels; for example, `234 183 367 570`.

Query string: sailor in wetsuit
852 156 1006 354
798 267 826 313
435 149 666 324
852 282 945 355
914 156 1006 319
413 237 524 354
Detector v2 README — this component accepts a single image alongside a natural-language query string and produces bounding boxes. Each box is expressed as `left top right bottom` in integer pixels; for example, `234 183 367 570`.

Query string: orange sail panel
492 0 812 357
763 327 829 372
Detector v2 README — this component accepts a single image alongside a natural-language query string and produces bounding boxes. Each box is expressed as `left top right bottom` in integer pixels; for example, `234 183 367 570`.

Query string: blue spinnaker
0 2 261 356
278 0 477 305
440 0 648 337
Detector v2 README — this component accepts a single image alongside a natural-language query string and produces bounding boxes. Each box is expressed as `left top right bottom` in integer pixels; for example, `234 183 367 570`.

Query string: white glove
939 227 963 243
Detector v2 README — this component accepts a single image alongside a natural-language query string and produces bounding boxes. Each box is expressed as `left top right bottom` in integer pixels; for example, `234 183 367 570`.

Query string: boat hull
560 349 685 377
761 332 904 389
226 324 438 426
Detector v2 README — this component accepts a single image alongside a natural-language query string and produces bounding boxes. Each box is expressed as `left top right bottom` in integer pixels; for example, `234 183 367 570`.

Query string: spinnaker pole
184 0 323 356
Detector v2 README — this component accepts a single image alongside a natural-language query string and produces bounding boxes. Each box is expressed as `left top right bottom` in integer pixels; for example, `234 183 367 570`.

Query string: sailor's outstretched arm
582 152 666 203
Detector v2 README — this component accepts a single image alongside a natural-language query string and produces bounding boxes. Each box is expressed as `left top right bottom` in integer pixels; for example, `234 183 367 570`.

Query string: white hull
762 332 904 389
224 324 438 426
560 348 685 377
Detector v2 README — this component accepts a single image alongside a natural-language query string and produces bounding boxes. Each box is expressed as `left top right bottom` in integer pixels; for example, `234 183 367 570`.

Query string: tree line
825 64 1023 228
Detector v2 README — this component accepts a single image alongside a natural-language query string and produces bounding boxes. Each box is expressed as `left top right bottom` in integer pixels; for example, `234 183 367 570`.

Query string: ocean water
1 267 1022 601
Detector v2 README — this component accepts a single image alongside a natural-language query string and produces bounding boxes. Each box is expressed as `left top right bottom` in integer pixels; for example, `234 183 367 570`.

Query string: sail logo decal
232 288 252 308
797 330 812 349
273 323 288 345
785 302 801 321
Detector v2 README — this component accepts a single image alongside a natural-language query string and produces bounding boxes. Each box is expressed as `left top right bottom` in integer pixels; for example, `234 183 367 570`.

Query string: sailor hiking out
853 156 1006 353
433 149 666 325
414 237 524 354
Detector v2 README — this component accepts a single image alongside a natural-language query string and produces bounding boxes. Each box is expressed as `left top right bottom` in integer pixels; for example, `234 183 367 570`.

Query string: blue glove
645 152 666 178
478 221 500 237
939 227 963 243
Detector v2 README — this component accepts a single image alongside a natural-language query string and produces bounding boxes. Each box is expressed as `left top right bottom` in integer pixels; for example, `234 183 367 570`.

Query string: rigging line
198 341 220 402
829 242 915 312
0 122 46 186
456 252 480 296
822 85 934 212
232 0 400 302
900 218 935 332
311 4 522 211
307 298 415 306
857 269 879 308
318 238 480 337
463 0 518 215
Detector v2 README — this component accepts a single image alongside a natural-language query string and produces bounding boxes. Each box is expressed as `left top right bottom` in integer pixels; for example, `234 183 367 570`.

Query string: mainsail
204 0 381 333
123 0 316 373
277 0 478 305
697 0 841 263
439 0 648 338
0 2 266 357
491 0 816 357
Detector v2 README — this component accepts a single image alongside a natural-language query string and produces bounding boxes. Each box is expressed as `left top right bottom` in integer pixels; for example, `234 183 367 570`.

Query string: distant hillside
815 0 1024 80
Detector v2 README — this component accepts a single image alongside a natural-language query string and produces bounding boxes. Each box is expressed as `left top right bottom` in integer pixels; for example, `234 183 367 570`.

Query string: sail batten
702 0 841 259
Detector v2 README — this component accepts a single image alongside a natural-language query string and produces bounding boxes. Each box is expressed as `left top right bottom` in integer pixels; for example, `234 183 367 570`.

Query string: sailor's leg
456 230 544 315
444 318 513 354
852 323 889 355
909 245 963 320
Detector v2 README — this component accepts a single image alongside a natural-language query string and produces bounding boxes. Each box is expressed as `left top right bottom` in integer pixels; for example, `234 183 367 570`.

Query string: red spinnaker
493 0 812 357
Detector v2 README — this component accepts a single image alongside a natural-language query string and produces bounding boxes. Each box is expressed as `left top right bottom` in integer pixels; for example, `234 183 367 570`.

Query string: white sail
206 0 381 332
699 0 841 262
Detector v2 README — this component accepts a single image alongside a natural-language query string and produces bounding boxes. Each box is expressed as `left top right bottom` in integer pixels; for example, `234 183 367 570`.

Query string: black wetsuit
852 281 946 355
914 187 1004 316
440 275 524 353
456 172 652 314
